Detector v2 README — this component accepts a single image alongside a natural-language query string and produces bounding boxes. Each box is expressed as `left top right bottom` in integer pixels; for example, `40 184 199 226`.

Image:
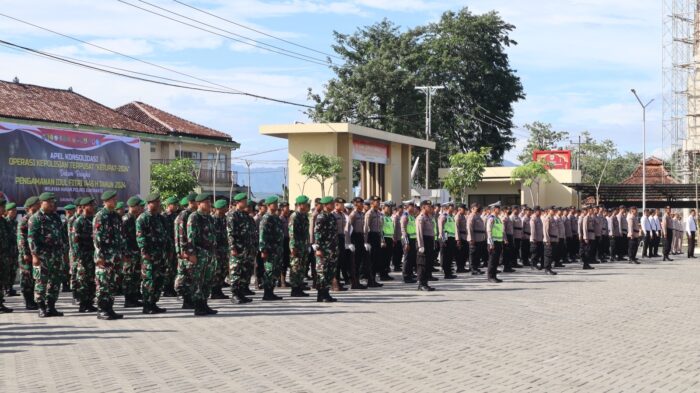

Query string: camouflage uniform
17 212 34 297
174 208 194 297
72 212 96 304
162 209 178 292
66 212 80 292
0 214 9 304
28 209 65 304
226 208 256 292
288 210 310 288
212 212 229 290
122 212 141 297
136 210 167 305
259 212 284 289
5 215 18 291
185 211 217 303
314 210 338 290
93 207 124 305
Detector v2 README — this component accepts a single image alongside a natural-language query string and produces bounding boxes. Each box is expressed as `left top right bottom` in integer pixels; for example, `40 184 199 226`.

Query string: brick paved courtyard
2 258 700 392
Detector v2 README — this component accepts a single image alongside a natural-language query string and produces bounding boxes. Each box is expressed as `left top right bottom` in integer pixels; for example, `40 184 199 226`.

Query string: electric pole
245 159 252 200
570 135 583 170
415 85 444 189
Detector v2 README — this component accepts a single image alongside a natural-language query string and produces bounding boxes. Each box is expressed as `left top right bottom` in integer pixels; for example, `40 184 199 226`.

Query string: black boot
78 301 88 313
241 287 255 296
194 300 208 316
162 283 178 297
61 281 71 293
7 287 18 296
316 288 325 302
47 300 64 317
204 301 218 315
544 269 558 275
290 287 309 297
124 294 143 308
37 301 48 317
23 292 38 310
322 288 337 303
108 299 124 319
84 301 98 312
231 289 252 304
0 303 13 313
210 286 230 300
97 300 114 320
142 302 155 314
181 295 195 309
582 263 595 270
152 303 167 313
262 287 283 301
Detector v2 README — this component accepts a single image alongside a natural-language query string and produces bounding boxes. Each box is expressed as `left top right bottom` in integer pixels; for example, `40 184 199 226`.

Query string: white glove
312 244 320 251
418 247 425 254
349 244 356 252
364 243 371 252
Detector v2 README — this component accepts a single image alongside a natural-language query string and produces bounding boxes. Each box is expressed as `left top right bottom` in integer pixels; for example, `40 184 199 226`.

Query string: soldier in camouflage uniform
211 200 230 300
161 196 179 297
5 202 18 298
175 193 198 308
185 193 218 316
253 200 267 289
61 203 76 293
0 198 12 313
136 193 168 314
66 202 81 301
259 196 285 301
93 190 125 320
313 196 338 303
71 197 98 313
28 192 66 317
17 196 39 310
227 193 257 304
122 196 143 308
289 195 311 298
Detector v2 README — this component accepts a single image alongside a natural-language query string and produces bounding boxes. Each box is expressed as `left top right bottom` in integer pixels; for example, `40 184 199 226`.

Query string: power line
233 147 288 159
172 0 341 61
118 0 331 67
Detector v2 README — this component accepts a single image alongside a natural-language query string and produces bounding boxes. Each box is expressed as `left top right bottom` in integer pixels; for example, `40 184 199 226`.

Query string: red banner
533 150 572 170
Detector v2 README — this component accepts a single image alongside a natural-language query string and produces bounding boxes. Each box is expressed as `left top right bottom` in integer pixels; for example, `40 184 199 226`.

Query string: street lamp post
415 86 444 190
631 89 654 213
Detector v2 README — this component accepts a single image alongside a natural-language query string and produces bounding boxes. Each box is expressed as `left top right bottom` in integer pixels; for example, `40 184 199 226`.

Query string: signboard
533 150 572 170
352 139 389 164
0 122 140 206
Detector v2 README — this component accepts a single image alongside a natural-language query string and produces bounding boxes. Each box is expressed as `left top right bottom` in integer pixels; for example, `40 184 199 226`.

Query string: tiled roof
0 80 162 134
621 157 679 185
116 101 232 140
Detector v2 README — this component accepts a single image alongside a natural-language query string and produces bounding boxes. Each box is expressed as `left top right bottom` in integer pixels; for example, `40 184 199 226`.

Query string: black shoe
107 300 124 319
513 263 524 268
194 301 208 316
210 287 230 300
290 287 310 297
204 302 218 315
502 268 516 273
0 304 12 313
456 268 468 273
241 287 256 296
417 284 435 291
232 291 252 304
84 303 98 312
23 293 38 310
367 281 383 288
47 301 63 317
38 301 48 318
322 288 337 302
124 294 143 308
142 303 156 314
6 288 18 297
97 301 116 320
262 287 283 301
379 274 394 281
582 264 595 270
427 276 439 282
444 274 458 279
181 297 195 309
222 282 231 288
351 283 369 289
487 278 503 283
403 278 417 284
544 269 558 275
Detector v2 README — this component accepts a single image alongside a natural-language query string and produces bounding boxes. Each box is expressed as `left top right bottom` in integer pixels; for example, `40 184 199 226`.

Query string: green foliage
510 160 552 205
517 122 569 164
443 147 490 202
150 159 199 200
299 152 343 197
307 8 524 187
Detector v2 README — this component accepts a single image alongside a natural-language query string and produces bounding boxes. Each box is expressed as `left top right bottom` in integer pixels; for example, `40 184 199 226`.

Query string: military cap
80 196 95 206
39 192 56 201
126 196 141 207
247 200 256 208
335 197 346 204
64 204 76 211
214 199 227 209
384 201 395 207
186 193 197 202
139 199 146 206
319 196 334 204
420 200 432 207
179 197 188 207
352 197 364 203
403 200 415 207
265 195 279 205
73 197 83 206
164 196 178 205
258 199 266 206
24 196 39 208
233 193 248 202
116 201 126 210
458 204 467 210
195 193 211 202
279 202 290 208
101 190 117 201
314 197 322 203
363 199 370 205
295 195 310 205
370 195 381 201
6 202 16 210
488 201 501 208
145 192 160 203
344 203 352 209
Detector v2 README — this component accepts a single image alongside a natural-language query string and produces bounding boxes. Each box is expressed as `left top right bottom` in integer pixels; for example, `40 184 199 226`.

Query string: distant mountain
232 164 286 197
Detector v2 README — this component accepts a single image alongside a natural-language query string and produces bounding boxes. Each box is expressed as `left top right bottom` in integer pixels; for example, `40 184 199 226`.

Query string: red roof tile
0 80 162 134
621 157 679 185
116 101 232 140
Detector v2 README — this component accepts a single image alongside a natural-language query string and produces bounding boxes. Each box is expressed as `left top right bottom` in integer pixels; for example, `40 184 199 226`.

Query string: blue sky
0 0 663 175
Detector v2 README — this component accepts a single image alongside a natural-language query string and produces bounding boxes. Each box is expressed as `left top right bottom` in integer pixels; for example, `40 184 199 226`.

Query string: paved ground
2 257 700 392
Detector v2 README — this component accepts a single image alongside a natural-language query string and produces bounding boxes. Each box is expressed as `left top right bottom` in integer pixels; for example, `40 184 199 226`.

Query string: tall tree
308 8 524 188
517 122 570 164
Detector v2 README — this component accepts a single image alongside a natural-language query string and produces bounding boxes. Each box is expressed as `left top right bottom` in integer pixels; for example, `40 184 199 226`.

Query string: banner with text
0 122 140 206
352 139 389 164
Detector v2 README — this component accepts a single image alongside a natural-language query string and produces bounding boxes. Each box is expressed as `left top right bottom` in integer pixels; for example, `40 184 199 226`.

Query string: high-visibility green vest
492 216 503 241
445 215 456 237
407 215 417 239
433 217 438 236
383 216 394 237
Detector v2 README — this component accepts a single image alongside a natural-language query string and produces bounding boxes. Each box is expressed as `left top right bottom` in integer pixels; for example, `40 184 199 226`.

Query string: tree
517 122 569 164
299 152 343 197
150 159 199 200
442 147 490 203
307 8 524 187
510 160 552 205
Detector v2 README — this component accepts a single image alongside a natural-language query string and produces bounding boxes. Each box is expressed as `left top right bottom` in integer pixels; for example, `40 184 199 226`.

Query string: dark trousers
689 232 696 257
587 239 597 263
351 233 367 280
663 230 673 258
392 239 403 271
382 238 394 276
628 237 639 260
544 242 554 270
455 239 468 271
558 239 567 264
567 237 576 261
440 237 456 276
642 232 651 257
614 236 625 259
501 235 514 269
469 241 486 272
416 236 434 285
520 238 531 265
487 242 502 279
602 236 609 258
596 237 605 260
402 239 416 280
368 232 382 280
609 235 617 260
514 238 521 263
652 232 660 255
337 235 350 282
530 241 543 267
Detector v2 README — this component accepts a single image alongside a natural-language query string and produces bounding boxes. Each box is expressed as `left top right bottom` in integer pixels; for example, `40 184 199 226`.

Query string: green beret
101 190 117 201
6 202 16 210
214 199 227 209
179 197 188 207
24 196 39 208
39 192 56 201
319 196 334 205
115 201 125 210
164 196 178 205
139 200 146 206
127 196 141 207
64 204 76 211
295 195 310 205
195 193 211 202
265 195 279 205
80 196 95 206
186 192 197 202
145 192 160 203
73 197 82 206
233 192 248 202
247 200 256 207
